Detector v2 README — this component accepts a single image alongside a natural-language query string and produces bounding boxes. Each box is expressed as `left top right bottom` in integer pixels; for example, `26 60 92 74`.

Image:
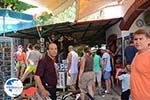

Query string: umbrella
0 8 36 35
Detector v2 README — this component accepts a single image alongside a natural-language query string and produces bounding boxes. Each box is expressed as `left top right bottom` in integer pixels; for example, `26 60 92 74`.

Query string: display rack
56 60 67 92
0 37 27 100
0 37 12 100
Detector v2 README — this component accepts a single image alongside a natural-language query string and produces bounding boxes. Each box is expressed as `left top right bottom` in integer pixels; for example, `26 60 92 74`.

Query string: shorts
67 73 78 85
103 71 111 80
27 64 37 73
94 71 102 82
79 71 95 91
16 61 26 68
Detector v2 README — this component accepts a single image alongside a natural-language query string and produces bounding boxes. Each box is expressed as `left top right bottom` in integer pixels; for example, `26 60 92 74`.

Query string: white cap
100 46 107 50
91 47 97 52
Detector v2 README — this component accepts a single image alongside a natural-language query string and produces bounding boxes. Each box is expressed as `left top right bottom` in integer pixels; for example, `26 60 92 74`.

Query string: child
116 67 130 100
115 58 123 86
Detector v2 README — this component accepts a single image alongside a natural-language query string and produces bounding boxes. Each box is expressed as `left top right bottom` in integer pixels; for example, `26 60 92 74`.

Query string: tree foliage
1 0 34 12
1 0 76 26
36 5 76 26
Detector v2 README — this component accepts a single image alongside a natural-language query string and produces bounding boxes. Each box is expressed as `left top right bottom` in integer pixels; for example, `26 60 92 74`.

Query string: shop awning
0 9 36 34
3 17 122 44
19 0 122 20
76 0 122 20
19 0 75 15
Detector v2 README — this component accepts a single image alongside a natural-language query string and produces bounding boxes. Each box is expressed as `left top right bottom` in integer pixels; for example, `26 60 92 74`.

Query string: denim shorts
16 61 26 68
103 71 111 80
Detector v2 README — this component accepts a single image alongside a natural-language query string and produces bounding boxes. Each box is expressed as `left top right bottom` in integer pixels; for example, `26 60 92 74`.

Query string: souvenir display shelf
0 37 12 100
56 60 67 92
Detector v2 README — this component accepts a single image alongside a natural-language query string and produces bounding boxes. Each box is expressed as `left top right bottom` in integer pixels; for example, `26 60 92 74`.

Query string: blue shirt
102 52 112 72
124 45 137 64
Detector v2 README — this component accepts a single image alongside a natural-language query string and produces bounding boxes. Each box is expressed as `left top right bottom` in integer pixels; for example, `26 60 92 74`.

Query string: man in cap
100 46 112 94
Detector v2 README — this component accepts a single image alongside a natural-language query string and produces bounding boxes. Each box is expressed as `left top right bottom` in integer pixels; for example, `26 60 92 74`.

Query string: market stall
0 8 35 99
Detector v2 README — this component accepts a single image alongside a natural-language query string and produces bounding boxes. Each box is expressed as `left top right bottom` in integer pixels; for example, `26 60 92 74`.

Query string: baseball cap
91 47 97 52
100 46 107 50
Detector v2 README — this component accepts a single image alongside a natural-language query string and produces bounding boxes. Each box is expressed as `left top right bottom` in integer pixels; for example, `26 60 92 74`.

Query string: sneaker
105 90 110 94
75 94 80 100
105 90 108 93
102 95 105 97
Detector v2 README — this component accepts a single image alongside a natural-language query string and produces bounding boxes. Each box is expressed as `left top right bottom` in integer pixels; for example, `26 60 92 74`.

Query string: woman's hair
34 44 40 50
18 45 23 49
133 29 150 38
84 47 90 53
27 43 33 50
96 49 101 55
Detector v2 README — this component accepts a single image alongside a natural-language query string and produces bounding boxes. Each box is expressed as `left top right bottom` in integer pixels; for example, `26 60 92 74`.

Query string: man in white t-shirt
67 45 79 91
21 44 42 82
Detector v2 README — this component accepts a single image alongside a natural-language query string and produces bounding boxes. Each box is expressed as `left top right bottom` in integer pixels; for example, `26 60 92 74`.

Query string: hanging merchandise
0 8 36 99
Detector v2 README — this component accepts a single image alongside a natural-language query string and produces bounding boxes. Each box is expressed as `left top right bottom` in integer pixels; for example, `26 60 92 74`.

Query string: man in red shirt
131 29 150 100
34 43 58 100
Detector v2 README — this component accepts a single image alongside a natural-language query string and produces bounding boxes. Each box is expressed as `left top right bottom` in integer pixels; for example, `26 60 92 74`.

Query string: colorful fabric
16 61 26 68
27 64 37 73
16 52 26 62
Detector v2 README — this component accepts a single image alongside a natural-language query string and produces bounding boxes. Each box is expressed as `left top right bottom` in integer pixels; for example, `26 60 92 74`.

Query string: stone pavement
92 88 121 100
57 87 121 100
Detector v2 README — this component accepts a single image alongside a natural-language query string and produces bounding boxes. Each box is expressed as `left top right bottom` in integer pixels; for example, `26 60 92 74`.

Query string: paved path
57 87 121 100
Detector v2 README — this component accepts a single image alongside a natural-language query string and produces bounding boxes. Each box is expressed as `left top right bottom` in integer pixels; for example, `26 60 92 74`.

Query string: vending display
56 60 67 91
0 37 28 100
0 37 12 100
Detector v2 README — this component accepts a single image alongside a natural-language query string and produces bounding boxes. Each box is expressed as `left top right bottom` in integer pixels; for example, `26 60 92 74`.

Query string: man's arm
67 53 72 72
34 75 50 97
99 56 102 67
34 58 50 97
79 57 85 81
34 75 45 90
102 58 107 69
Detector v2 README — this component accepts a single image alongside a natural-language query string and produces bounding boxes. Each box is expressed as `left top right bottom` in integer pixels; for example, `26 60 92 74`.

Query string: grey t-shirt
28 50 42 67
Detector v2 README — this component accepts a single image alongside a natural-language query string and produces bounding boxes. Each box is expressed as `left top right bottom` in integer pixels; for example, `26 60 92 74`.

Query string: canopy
0 9 36 34
19 0 75 15
19 0 123 20
3 18 122 44
76 0 122 20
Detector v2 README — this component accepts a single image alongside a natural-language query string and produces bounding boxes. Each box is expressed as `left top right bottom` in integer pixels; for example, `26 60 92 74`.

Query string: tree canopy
1 0 34 11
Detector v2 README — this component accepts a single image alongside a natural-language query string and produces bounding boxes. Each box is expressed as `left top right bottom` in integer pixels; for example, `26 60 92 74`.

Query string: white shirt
118 73 130 92
68 51 78 74
102 52 112 72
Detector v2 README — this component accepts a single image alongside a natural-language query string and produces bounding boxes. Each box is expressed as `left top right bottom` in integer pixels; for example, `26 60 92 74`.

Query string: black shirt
35 53 57 88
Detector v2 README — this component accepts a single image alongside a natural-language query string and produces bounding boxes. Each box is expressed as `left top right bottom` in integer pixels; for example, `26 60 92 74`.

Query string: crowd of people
13 28 150 100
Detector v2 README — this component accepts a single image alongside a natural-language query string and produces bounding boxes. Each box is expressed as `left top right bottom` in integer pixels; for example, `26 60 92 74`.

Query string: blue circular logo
4 78 23 97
